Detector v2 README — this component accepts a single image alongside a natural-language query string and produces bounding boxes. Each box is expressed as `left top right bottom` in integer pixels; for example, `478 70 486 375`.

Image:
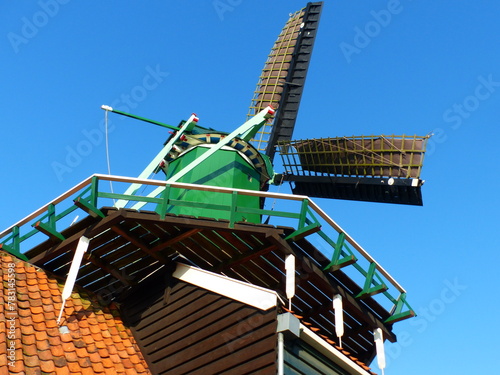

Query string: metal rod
277 332 284 375
101 105 180 131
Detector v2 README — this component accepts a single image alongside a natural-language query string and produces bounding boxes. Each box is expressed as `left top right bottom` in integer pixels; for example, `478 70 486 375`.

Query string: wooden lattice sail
279 135 429 179
248 3 322 160
279 135 430 205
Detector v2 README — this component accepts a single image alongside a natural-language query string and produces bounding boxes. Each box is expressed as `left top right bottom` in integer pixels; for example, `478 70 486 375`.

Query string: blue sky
1 1 499 374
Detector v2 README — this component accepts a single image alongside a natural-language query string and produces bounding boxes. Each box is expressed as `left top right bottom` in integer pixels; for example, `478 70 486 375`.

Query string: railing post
323 232 357 272
384 292 416 324
229 191 238 228
356 262 388 299
298 199 309 229
48 204 56 227
0 226 29 261
90 175 99 206
157 184 171 220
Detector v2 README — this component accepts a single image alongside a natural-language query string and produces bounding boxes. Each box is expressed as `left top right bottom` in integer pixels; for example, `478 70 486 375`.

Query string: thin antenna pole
101 105 180 131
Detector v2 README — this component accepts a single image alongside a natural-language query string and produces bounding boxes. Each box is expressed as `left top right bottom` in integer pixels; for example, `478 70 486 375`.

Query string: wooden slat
146 303 246 361
120 277 278 375
179 320 277 375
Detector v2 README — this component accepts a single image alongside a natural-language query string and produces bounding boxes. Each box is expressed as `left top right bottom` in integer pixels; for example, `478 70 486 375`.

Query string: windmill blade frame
248 2 323 162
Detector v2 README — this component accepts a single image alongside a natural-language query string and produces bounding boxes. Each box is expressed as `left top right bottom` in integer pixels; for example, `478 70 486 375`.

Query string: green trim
323 232 357 272
0 174 413 325
33 221 65 242
156 184 171 220
110 108 180 131
0 242 29 261
285 223 321 241
99 192 162 204
229 191 239 228
355 262 388 299
74 197 105 218
385 293 416 323
0 226 29 261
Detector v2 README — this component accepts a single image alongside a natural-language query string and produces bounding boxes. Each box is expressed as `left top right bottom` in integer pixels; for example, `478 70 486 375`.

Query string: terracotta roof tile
18 308 31 318
36 338 50 351
121 358 134 369
32 313 45 323
47 327 61 337
55 365 71 375
97 348 109 358
48 335 62 347
23 354 39 367
20 324 35 335
91 361 105 373
76 347 90 358
23 343 38 356
112 362 126 373
118 349 131 359
35 331 49 341
78 357 93 368
67 361 82 373
33 321 47 331
64 350 79 362
82 335 95 346
0 252 152 375
101 357 114 368
94 338 107 349
21 334 36 345
26 366 42 375
107 344 118 354
38 349 53 361
125 346 138 355
50 344 65 357
27 284 40 293
31 298 44 307
42 302 55 312
17 300 30 308
88 350 102 363
40 359 56 372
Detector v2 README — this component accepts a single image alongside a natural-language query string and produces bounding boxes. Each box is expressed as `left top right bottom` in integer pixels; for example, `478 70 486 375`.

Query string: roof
0 251 151 375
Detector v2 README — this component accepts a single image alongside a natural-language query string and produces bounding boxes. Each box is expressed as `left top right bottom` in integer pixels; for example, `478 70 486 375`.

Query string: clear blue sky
2 1 499 374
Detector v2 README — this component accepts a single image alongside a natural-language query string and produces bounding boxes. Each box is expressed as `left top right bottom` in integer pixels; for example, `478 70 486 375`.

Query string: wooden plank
134 288 220 338
173 318 277 375
149 228 202 253
217 353 276 375
141 296 232 348
127 210 284 236
169 241 220 270
110 224 168 263
30 209 126 265
146 300 248 361
124 282 195 324
218 244 277 272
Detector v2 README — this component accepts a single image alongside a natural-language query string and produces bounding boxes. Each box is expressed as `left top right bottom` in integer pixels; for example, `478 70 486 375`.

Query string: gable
119 268 278 374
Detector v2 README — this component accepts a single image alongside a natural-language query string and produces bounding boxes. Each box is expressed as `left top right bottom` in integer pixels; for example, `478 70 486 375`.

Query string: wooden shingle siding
121 273 277 375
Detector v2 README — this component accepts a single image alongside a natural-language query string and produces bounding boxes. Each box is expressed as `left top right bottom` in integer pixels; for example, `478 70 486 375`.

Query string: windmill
102 1 428 214
0 2 425 374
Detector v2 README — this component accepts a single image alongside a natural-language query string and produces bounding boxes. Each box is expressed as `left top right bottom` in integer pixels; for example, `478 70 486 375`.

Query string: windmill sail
248 2 322 161
279 135 430 205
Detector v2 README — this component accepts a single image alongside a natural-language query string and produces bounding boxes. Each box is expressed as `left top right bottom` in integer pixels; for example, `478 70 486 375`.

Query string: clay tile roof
0 251 152 375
